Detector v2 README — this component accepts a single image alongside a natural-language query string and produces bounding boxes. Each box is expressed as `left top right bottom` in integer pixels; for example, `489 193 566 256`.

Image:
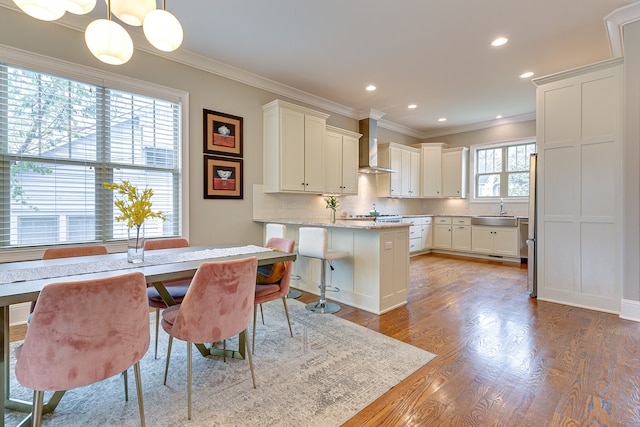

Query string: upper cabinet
325 126 361 195
377 142 421 198
416 142 447 197
441 147 468 198
263 100 330 193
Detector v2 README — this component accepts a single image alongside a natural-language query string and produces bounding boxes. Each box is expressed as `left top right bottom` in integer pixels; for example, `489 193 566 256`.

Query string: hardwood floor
299 253 640 426
10 253 640 426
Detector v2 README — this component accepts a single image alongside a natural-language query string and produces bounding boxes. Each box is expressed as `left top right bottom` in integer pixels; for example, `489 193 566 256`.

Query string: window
0 61 183 249
472 140 535 199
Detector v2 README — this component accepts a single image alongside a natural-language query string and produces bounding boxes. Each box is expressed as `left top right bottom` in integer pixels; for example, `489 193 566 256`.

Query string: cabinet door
324 131 343 194
409 150 420 197
341 135 359 195
441 150 461 197
451 225 471 251
280 108 306 191
303 115 326 193
389 146 402 197
493 228 519 257
421 146 442 197
433 224 452 249
422 223 432 249
471 227 494 254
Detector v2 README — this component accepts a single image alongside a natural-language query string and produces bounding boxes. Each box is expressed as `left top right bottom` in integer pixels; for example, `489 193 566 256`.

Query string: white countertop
253 218 409 229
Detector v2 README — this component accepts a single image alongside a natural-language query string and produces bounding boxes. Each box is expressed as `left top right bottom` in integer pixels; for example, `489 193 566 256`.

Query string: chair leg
154 308 160 359
32 390 44 427
134 362 146 427
281 297 293 337
187 342 192 420
123 369 129 401
164 335 173 385
252 304 258 354
242 329 256 388
259 304 264 324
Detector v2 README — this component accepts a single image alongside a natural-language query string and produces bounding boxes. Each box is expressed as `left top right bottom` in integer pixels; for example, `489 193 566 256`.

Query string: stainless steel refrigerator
527 153 537 298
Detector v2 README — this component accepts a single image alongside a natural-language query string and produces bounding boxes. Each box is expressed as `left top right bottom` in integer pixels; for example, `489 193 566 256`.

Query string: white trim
620 299 640 322
420 112 537 139
605 2 640 57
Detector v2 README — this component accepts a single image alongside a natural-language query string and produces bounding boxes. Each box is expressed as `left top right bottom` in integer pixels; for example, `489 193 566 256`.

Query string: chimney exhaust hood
358 118 396 174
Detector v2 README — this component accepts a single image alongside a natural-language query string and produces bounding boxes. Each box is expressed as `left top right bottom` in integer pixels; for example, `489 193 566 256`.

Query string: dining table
0 244 296 427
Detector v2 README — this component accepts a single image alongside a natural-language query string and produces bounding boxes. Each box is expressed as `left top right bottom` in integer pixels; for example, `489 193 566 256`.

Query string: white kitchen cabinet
422 216 433 250
441 147 468 198
451 217 471 251
403 217 422 253
415 143 448 198
262 99 329 193
433 217 452 249
471 226 519 257
324 126 361 195
377 143 421 198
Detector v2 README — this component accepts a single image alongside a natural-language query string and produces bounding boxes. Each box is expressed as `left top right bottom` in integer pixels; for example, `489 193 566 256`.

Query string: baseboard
620 299 640 322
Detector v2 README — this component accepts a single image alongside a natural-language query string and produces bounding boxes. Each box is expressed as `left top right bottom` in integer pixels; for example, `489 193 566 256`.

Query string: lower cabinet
451 217 471 251
471 226 519 257
433 217 452 249
404 216 433 253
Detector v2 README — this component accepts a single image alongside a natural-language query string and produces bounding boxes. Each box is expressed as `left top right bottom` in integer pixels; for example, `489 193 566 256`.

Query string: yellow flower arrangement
103 181 166 228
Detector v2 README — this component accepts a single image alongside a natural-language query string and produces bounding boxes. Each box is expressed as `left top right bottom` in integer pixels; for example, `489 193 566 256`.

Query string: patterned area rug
6 299 435 426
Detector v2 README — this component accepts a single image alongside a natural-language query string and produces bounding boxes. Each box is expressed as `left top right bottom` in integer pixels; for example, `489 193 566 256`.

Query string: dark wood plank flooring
10 253 640 426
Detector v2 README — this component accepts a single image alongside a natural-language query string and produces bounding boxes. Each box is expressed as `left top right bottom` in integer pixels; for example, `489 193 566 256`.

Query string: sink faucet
499 198 507 216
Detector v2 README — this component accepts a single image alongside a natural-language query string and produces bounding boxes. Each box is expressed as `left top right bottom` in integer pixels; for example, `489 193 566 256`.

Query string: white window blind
0 63 182 248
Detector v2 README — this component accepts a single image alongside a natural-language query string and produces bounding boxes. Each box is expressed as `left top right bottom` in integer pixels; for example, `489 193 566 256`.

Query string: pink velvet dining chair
253 237 295 354
15 271 150 427
161 256 258 420
144 238 192 359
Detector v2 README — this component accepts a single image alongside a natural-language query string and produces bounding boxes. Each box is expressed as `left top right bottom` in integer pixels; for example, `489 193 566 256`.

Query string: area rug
5 299 435 426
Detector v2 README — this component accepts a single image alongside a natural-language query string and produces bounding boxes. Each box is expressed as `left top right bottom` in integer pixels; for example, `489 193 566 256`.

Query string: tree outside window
474 141 536 199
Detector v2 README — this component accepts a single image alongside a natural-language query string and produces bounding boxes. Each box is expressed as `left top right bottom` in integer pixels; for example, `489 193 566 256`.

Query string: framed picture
203 109 243 157
204 155 243 199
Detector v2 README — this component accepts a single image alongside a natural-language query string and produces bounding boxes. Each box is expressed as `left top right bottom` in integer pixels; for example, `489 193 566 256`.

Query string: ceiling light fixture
143 0 183 52
85 0 133 65
107 0 155 26
491 37 508 47
408 104 417 109
12 0 67 21
438 118 447 122
66 0 96 15
519 71 534 78
366 85 376 91
496 115 503 119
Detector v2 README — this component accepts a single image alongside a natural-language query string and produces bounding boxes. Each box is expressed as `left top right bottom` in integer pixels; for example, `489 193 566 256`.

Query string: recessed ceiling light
496 115 503 119
408 104 417 109
519 71 534 79
438 117 447 122
491 37 508 47
366 85 376 91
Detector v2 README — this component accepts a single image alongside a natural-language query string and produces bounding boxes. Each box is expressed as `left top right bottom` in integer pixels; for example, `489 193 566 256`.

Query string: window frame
470 137 536 204
0 46 190 261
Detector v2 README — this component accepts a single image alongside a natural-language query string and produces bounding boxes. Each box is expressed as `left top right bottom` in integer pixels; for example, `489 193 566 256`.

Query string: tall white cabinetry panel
533 59 622 313
262 99 329 193
324 126 360 195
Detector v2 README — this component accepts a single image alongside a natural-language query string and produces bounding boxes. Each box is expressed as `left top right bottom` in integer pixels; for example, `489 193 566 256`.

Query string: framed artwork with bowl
204 155 243 199
203 109 243 157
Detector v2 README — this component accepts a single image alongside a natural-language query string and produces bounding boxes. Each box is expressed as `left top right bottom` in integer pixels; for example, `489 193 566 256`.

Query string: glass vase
127 224 145 263
330 209 336 224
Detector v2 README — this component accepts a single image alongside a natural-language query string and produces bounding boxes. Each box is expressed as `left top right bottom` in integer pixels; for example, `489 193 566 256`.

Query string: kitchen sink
471 216 518 227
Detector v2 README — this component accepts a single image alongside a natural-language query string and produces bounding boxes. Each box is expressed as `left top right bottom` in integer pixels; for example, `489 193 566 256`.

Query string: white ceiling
2 0 638 137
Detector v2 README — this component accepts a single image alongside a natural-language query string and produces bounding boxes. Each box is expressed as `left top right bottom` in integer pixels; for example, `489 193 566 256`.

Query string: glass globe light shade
143 9 183 52
65 0 96 15
85 19 134 65
12 0 66 21
106 0 155 26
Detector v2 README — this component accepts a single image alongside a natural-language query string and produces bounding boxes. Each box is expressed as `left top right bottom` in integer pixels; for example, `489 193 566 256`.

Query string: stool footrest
306 301 340 314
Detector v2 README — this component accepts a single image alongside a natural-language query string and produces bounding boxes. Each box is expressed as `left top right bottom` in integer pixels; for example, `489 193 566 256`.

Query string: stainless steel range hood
359 118 395 174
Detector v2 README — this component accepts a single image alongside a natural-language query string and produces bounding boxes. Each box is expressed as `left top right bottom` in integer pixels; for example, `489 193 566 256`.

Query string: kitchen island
254 219 410 314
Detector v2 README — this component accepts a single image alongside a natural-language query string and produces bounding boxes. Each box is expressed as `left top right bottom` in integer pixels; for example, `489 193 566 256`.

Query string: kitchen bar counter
254 219 409 315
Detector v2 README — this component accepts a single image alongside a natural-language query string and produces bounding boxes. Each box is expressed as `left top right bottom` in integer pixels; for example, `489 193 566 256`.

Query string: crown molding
605 1 640 57
419 112 537 139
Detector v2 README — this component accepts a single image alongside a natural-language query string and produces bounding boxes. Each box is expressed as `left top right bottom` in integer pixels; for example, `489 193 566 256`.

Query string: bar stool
298 227 348 314
265 223 301 299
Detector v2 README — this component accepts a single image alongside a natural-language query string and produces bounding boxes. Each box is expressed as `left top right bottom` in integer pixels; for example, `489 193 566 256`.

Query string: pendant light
65 0 96 15
12 0 66 21
107 0 155 27
143 0 183 52
85 0 133 65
